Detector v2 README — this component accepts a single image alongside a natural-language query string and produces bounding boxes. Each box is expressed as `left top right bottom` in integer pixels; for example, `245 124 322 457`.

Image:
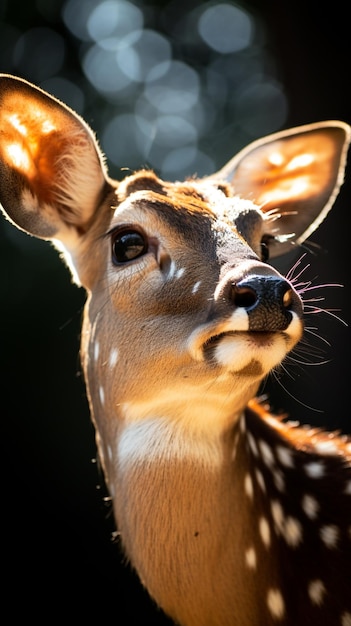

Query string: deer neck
102 410 269 626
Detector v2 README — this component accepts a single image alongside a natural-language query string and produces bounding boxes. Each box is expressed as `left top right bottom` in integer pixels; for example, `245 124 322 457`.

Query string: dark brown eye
111 229 148 264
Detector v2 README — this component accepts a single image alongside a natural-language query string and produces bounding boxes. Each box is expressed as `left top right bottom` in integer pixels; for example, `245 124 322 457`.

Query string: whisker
277 360 296 380
270 368 324 412
285 253 309 282
298 282 344 293
303 305 347 325
287 354 331 366
303 327 331 346
285 344 330 367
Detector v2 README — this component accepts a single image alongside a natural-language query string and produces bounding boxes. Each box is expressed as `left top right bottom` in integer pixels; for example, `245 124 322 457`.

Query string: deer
0 73 350 626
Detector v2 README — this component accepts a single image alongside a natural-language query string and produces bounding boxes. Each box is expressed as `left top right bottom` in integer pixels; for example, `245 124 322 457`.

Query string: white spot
320 524 339 549
245 546 257 569
345 481 351 495
284 516 303 547
267 588 285 619
304 461 325 479
276 445 294 468
313 439 339 455
175 267 185 279
301 494 319 520
244 473 254 500
255 468 266 493
259 439 275 468
341 612 351 626
259 516 271 548
308 579 326 606
273 469 285 492
247 432 258 457
107 445 113 461
167 260 176 279
271 501 302 547
109 348 119 368
99 385 105 405
271 500 285 534
94 341 100 362
192 281 201 294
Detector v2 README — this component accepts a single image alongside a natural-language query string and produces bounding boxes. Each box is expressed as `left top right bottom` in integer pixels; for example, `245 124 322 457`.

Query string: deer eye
111 228 148 264
260 234 273 262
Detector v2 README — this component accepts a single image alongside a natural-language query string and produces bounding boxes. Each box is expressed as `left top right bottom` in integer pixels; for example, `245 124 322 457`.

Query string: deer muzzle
230 275 303 332
187 265 304 373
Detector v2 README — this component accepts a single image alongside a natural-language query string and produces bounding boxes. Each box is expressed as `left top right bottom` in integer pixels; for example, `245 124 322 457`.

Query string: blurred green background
1 0 350 623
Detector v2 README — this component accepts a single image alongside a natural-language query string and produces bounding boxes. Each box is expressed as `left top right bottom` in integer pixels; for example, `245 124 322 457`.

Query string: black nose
230 275 301 331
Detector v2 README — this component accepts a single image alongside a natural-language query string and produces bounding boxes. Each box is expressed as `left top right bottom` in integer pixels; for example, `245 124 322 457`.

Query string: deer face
79 171 304 452
1 75 349 441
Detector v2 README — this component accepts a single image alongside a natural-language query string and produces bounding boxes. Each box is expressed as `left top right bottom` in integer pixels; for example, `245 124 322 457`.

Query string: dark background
1 1 350 623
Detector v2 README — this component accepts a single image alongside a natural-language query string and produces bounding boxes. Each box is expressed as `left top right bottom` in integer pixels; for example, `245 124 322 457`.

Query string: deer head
0 74 350 626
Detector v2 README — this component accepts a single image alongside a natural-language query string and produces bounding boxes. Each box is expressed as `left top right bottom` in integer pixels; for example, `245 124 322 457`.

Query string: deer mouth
187 317 293 371
207 330 277 341
203 330 276 352
201 329 289 375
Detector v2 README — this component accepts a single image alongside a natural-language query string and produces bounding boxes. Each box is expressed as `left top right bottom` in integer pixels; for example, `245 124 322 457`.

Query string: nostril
231 284 257 309
227 275 301 332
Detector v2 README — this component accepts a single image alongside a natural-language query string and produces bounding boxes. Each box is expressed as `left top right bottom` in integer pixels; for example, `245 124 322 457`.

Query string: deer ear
213 121 351 256
0 74 110 248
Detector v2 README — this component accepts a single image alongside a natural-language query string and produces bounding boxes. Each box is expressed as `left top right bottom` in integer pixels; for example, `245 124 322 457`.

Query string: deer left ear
213 121 351 256
0 74 110 249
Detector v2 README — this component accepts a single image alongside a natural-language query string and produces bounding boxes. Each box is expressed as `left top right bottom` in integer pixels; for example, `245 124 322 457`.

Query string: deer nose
230 275 302 331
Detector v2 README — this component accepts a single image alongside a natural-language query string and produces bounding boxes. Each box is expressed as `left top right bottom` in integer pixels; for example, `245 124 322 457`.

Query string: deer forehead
107 182 266 262
116 180 264 229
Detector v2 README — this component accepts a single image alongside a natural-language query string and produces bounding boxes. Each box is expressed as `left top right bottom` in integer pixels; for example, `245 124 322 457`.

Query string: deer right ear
213 121 351 256
0 74 110 249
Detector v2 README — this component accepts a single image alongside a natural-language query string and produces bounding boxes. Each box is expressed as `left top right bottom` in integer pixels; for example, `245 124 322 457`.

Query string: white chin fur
214 333 287 373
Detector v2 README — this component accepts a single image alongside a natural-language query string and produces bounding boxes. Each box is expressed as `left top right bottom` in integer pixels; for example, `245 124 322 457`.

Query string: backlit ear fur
212 121 351 256
0 74 110 248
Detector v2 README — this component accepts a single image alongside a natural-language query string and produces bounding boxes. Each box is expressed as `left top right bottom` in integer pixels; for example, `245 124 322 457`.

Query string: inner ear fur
0 73 110 245
212 121 351 256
